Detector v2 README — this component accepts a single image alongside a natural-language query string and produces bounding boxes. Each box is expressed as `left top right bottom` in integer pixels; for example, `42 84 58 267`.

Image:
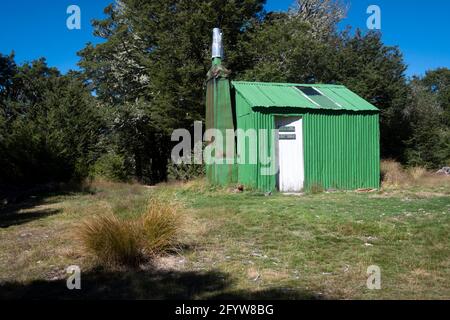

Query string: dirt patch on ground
152 255 187 271
246 267 290 282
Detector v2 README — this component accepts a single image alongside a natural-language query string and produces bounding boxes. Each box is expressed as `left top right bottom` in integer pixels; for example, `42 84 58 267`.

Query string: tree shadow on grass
0 194 63 229
0 267 323 300
0 183 94 228
0 207 62 228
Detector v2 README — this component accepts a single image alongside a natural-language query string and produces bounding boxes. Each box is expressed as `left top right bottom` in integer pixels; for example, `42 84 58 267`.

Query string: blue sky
0 0 449 77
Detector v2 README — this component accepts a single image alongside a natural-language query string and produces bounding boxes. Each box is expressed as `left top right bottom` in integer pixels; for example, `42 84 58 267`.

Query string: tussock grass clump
381 159 409 186
78 214 141 266
138 199 181 256
407 166 427 181
309 183 324 194
78 199 181 267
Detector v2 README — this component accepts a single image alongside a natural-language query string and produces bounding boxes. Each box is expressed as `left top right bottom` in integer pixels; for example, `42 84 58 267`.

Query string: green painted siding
235 93 276 192
302 111 380 190
205 74 238 185
235 101 380 191
207 79 380 191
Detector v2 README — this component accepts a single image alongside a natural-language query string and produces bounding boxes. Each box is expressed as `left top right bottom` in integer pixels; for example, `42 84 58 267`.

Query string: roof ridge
231 81 346 88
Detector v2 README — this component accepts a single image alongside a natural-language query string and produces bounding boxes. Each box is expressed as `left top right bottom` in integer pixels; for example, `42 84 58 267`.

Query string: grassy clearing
164 178 450 299
0 177 449 299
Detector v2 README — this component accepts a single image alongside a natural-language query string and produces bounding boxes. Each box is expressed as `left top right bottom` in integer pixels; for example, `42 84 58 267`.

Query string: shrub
91 152 129 182
78 199 181 267
167 153 205 182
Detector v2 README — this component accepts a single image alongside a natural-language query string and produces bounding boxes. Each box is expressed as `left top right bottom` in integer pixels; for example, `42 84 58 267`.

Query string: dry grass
309 183 325 194
412 172 450 189
86 177 143 194
138 199 181 256
78 198 181 267
407 166 427 181
381 159 449 189
381 159 409 186
78 214 141 267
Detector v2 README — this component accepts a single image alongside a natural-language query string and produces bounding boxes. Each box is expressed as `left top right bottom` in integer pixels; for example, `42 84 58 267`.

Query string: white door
276 117 304 192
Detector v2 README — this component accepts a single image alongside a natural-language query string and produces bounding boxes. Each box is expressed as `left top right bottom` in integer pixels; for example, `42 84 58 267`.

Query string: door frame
274 115 305 192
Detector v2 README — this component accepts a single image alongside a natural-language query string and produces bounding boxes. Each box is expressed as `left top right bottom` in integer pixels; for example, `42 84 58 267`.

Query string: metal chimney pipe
211 28 223 60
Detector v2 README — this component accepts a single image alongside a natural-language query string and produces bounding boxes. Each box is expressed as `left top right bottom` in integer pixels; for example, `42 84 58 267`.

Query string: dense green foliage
90 152 130 182
1 0 449 187
0 55 103 186
404 69 450 167
78 0 266 183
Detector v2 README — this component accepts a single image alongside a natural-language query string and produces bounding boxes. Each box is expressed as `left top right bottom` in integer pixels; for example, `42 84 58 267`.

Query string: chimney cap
212 28 223 59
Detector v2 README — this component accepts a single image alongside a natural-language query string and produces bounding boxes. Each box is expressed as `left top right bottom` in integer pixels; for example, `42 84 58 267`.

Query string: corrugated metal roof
232 81 379 112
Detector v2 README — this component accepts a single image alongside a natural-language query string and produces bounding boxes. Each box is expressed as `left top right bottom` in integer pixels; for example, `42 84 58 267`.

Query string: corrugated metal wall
236 94 276 192
235 92 380 191
302 111 380 190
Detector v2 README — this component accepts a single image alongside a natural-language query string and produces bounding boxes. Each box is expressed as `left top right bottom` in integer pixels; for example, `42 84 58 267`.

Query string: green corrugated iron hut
205 29 380 192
